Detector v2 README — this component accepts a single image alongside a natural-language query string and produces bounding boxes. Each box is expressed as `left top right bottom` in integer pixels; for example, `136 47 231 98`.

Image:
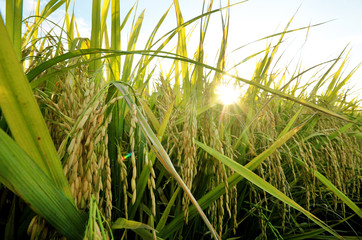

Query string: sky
1 0 361 98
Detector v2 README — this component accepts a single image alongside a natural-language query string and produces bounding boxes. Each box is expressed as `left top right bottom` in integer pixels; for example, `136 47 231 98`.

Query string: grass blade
112 218 155 231
174 0 190 98
0 17 73 200
122 10 145 83
5 0 23 60
89 0 102 83
0 129 85 240
156 187 180 232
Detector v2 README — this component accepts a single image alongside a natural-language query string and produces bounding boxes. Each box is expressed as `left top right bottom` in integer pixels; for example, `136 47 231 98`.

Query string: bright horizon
1 0 361 99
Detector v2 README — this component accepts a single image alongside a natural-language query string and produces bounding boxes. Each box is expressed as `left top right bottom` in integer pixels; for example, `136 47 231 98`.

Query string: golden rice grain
180 97 197 222
130 103 138 205
118 146 129 219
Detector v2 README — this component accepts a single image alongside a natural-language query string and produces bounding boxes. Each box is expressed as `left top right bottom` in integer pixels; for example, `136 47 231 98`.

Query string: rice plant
0 0 361 239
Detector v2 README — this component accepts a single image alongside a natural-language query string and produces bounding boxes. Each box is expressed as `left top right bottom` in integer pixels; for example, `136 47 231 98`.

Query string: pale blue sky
1 0 361 96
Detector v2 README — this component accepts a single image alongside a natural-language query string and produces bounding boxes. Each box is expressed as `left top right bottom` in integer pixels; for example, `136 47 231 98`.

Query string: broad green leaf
156 187 180 232
65 0 75 49
0 129 85 240
110 0 121 81
112 218 155 231
157 100 175 140
5 0 23 59
100 0 111 43
0 17 73 200
29 0 41 58
277 108 304 139
140 99 160 131
89 0 102 83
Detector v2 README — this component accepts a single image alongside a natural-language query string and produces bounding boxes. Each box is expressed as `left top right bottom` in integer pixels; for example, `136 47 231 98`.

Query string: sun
215 83 241 105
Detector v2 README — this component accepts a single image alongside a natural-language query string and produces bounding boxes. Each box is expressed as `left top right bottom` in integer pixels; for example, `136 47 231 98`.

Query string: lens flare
215 84 241 105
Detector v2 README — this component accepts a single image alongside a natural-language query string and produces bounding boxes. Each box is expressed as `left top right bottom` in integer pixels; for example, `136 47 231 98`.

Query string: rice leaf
140 99 161 131
5 0 23 59
112 218 155 231
89 0 102 84
0 17 73 200
157 100 175 139
100 0 111 43
174 0 190 98
0 129 85 240
122 10 145 83
156 187 180 232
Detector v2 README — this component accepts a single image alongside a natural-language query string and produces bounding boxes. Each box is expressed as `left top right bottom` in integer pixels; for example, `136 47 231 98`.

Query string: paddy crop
0 1 361 239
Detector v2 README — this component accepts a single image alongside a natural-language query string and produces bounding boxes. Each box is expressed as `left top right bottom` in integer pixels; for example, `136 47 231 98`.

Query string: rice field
0 1 361 239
